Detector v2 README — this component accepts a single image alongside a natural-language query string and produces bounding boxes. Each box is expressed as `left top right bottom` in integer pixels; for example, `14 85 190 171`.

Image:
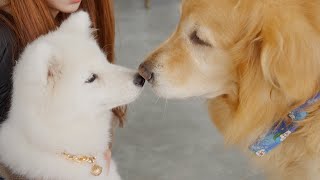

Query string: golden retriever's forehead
181 0 242 25
182 0 238 13
179 0 263 46
180 0 244 42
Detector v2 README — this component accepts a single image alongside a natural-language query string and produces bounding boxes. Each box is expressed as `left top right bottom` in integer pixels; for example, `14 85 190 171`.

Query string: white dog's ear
59 11 92 37
46 57 62 87
28 41 62 88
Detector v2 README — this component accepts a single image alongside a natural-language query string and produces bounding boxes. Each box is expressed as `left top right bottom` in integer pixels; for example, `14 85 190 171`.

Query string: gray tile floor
112 0 264 179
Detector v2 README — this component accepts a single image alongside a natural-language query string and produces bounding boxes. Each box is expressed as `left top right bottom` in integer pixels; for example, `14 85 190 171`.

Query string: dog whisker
161 89 169 122
154 96 161 104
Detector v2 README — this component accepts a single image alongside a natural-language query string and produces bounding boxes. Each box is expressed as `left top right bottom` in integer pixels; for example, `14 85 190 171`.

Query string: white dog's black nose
133 73 145 87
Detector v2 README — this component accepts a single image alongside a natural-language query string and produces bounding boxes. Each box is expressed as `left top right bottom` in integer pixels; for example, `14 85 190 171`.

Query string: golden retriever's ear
260 20 320 101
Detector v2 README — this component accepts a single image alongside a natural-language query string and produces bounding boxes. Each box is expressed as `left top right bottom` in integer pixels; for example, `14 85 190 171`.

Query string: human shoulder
0 10 17 68
0 13 17 81
0 17 16 51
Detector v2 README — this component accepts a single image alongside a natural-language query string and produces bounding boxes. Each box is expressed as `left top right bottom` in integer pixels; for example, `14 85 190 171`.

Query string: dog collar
61 151 103 176
249 92 320 157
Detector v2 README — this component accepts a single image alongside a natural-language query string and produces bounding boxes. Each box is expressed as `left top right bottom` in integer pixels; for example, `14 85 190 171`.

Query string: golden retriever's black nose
133 73 145 87
138 63 154 83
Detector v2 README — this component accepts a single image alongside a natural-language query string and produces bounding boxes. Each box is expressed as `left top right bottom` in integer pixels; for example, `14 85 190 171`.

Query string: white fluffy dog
0 11 145 180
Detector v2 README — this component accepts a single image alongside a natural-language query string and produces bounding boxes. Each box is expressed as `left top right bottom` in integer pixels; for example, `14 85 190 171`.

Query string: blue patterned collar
249 92 320 157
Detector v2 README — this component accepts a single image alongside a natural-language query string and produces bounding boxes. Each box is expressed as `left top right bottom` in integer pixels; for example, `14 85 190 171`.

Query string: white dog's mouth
99 72 145 109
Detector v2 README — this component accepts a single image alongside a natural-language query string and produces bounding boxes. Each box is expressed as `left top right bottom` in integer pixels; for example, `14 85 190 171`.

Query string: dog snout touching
133 73 145 87
138 63 154 83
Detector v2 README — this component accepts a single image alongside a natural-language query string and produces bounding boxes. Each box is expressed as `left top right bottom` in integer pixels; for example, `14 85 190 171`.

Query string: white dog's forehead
51 35 108 64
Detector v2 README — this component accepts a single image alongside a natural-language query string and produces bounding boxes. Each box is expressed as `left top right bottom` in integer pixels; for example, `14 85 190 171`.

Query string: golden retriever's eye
190 31 212 47
85 74 97 83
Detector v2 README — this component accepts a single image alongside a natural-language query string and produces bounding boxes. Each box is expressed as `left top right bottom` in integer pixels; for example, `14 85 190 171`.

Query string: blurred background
112 0 264 179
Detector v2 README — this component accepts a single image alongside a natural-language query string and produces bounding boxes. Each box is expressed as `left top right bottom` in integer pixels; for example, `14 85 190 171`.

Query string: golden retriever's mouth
138 63 227 99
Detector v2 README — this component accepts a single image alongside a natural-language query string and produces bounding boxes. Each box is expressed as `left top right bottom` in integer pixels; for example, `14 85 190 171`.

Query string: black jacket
0 10 16 124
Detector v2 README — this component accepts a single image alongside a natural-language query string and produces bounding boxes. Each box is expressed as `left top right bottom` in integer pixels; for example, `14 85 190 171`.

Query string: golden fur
139 0 320 179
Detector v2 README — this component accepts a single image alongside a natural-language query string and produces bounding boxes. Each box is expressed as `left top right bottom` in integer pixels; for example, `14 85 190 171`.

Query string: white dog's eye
190 30 212 47
85 74 97 83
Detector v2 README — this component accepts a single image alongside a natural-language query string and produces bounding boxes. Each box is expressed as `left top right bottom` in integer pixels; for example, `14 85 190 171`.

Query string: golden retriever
138 0 320 179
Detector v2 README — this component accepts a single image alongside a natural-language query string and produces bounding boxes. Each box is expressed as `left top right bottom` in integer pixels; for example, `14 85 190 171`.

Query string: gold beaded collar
61 151 103 176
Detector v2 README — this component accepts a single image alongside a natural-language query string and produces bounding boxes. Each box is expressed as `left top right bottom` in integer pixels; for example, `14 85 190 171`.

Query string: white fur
0 11 143 180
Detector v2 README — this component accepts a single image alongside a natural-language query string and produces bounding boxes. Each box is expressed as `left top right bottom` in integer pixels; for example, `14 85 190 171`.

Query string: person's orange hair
0 0 126 126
